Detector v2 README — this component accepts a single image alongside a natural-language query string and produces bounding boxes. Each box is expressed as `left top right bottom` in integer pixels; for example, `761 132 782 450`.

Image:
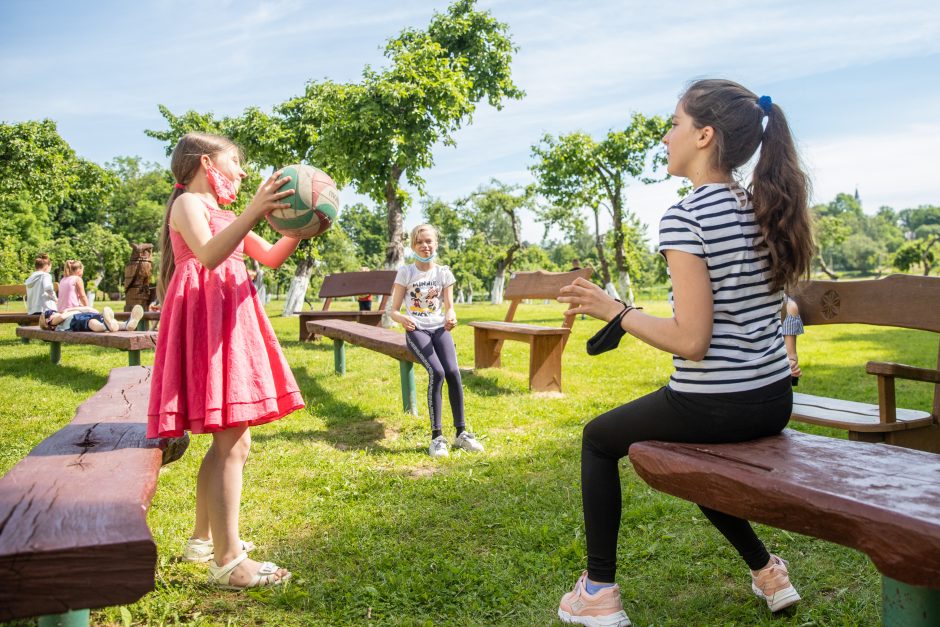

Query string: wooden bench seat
298 270 396 341
629 429 940 623
790 275 940 453
0 366 188 623
469 268 592 393
16 326 158 366
307 319 419 414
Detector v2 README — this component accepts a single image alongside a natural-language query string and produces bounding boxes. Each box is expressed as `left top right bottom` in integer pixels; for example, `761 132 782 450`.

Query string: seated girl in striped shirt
555 79 815 625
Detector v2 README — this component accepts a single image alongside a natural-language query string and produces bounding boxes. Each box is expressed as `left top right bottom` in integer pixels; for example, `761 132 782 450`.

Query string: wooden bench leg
473 328 501 369
38 608 90 626
50 341 61 364
128 350 141 366
400 360 417 415
333 339 346 375
529 335 564 393
882 575 940 626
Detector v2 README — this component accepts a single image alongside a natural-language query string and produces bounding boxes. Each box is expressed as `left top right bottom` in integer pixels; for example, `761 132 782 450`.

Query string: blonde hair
158 132 241 299
410 224 439 247
64 259 83 276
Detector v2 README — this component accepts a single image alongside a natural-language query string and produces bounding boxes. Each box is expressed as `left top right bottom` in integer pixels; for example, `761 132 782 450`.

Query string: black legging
405 327 465 432
582 376 792 581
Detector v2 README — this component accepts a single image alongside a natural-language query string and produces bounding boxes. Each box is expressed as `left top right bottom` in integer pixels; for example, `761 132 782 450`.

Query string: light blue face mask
414 252 436 263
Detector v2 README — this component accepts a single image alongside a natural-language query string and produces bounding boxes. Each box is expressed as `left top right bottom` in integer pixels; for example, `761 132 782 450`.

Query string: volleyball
266 164 340 239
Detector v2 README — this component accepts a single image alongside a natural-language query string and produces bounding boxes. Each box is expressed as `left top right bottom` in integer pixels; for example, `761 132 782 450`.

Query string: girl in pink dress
148 132 304 589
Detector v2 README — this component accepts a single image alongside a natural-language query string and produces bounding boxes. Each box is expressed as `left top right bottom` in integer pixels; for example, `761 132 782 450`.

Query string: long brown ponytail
158 132 240 299
680 79 814 292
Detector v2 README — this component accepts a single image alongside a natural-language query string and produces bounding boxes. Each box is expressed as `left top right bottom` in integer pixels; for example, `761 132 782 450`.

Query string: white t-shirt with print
394 263 455 330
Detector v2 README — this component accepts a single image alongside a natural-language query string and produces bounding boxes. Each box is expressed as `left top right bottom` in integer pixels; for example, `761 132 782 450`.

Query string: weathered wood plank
299 310 384 341
503 268 592 300
468 321 570 336
15 326 158 351
306 319 416 363
628 429 940 588
316 270 397 300
0 366 188 621
792 393 933 431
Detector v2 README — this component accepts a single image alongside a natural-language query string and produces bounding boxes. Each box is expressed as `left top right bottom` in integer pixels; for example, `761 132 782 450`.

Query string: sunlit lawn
2 295 933 625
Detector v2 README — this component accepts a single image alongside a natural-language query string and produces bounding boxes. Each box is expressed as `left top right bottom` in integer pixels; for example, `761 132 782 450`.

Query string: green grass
3 296 934 625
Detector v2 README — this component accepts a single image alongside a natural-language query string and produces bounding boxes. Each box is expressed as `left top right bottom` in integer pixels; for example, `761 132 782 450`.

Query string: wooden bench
298 270 397 341
629 430 940 625
0 366 188 625
469 268 592 393
16 326 158 366
306 319 419 415
790 274 940 453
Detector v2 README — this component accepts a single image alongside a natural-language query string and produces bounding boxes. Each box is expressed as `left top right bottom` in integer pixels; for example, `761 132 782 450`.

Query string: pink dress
56 275 83 310
147 207 305 438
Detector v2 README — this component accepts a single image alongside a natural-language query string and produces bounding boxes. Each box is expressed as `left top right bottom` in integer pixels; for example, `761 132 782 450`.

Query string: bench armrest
865 361 940 425
866 361 940 384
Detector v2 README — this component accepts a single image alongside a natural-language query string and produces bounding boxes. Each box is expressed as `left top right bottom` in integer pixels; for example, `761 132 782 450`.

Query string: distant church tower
854 186 861 207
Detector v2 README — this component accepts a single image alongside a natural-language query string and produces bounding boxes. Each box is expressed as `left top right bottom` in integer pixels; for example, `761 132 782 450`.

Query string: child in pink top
56 260 89 310
149 132 303 589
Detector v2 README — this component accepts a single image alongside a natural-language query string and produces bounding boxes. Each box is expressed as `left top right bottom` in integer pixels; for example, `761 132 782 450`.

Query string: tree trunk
591 206 613 285
282 253 314 316
816 254 838 280
383 165 405 270
490 269 505 305
251 259 267 304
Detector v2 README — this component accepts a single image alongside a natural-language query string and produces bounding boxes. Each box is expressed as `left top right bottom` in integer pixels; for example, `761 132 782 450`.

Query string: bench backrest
502 268 594 328
791 274 940 416
318 270 397 311
0 285 26 297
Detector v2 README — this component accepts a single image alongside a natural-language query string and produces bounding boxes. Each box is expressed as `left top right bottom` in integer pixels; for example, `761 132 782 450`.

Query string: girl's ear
200 154 212 169
696 125 716 149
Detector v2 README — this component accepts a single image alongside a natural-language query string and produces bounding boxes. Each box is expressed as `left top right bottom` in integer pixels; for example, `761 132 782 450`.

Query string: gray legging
405 327 465 432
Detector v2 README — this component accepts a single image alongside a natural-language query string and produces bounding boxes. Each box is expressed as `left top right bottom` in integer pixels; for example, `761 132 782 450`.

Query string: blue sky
2 0 939 243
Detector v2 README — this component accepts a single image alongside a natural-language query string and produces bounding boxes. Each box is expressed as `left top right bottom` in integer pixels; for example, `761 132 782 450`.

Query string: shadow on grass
0 355 107 392
254 365 410 454
461 369 520 397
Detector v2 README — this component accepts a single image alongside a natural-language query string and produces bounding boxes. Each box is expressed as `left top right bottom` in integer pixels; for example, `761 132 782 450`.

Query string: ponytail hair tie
174 183 186 190
757 95 773 115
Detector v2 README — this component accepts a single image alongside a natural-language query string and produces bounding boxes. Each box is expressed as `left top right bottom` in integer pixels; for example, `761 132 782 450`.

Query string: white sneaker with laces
751 554 800 612
429 435 449 458
454 431 484 452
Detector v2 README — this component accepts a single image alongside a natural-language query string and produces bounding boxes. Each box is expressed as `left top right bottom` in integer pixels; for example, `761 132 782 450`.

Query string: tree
338 203 389 268
105 156 173 245
277 0 523 270
530 113 670 304
459 181 531 303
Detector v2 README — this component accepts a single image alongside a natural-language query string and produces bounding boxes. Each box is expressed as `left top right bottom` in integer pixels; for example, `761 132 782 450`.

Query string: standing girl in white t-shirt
388 224 484 458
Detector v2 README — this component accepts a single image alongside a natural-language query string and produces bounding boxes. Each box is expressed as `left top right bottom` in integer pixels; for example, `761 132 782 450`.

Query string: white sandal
183 537 256 563
207 552 291 590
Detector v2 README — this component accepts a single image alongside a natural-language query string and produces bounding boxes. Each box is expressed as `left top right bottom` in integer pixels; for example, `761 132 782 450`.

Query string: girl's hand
246 170 294 220
444 314 457 330
557 277 624 322
401 316 419 332
789 356 802 378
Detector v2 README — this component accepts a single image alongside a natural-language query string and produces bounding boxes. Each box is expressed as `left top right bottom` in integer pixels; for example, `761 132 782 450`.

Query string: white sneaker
122 304 144 331
102 307 121 332
454 431 484 452
429 435 449 458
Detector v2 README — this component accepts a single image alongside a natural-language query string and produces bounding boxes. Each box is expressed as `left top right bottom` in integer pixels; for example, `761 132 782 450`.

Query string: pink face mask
205 161 238 205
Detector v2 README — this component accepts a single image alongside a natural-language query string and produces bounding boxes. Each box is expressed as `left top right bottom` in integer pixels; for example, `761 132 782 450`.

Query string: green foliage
52 223 130 293
104 156 173 245
530 113 670 287
338 203 387 268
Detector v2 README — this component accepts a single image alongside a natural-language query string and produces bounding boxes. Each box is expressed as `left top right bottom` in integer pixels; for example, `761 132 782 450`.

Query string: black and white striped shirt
658 183 790 393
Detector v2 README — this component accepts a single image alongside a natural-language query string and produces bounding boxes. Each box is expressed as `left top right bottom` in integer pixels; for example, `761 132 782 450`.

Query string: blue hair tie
758 95 773 115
